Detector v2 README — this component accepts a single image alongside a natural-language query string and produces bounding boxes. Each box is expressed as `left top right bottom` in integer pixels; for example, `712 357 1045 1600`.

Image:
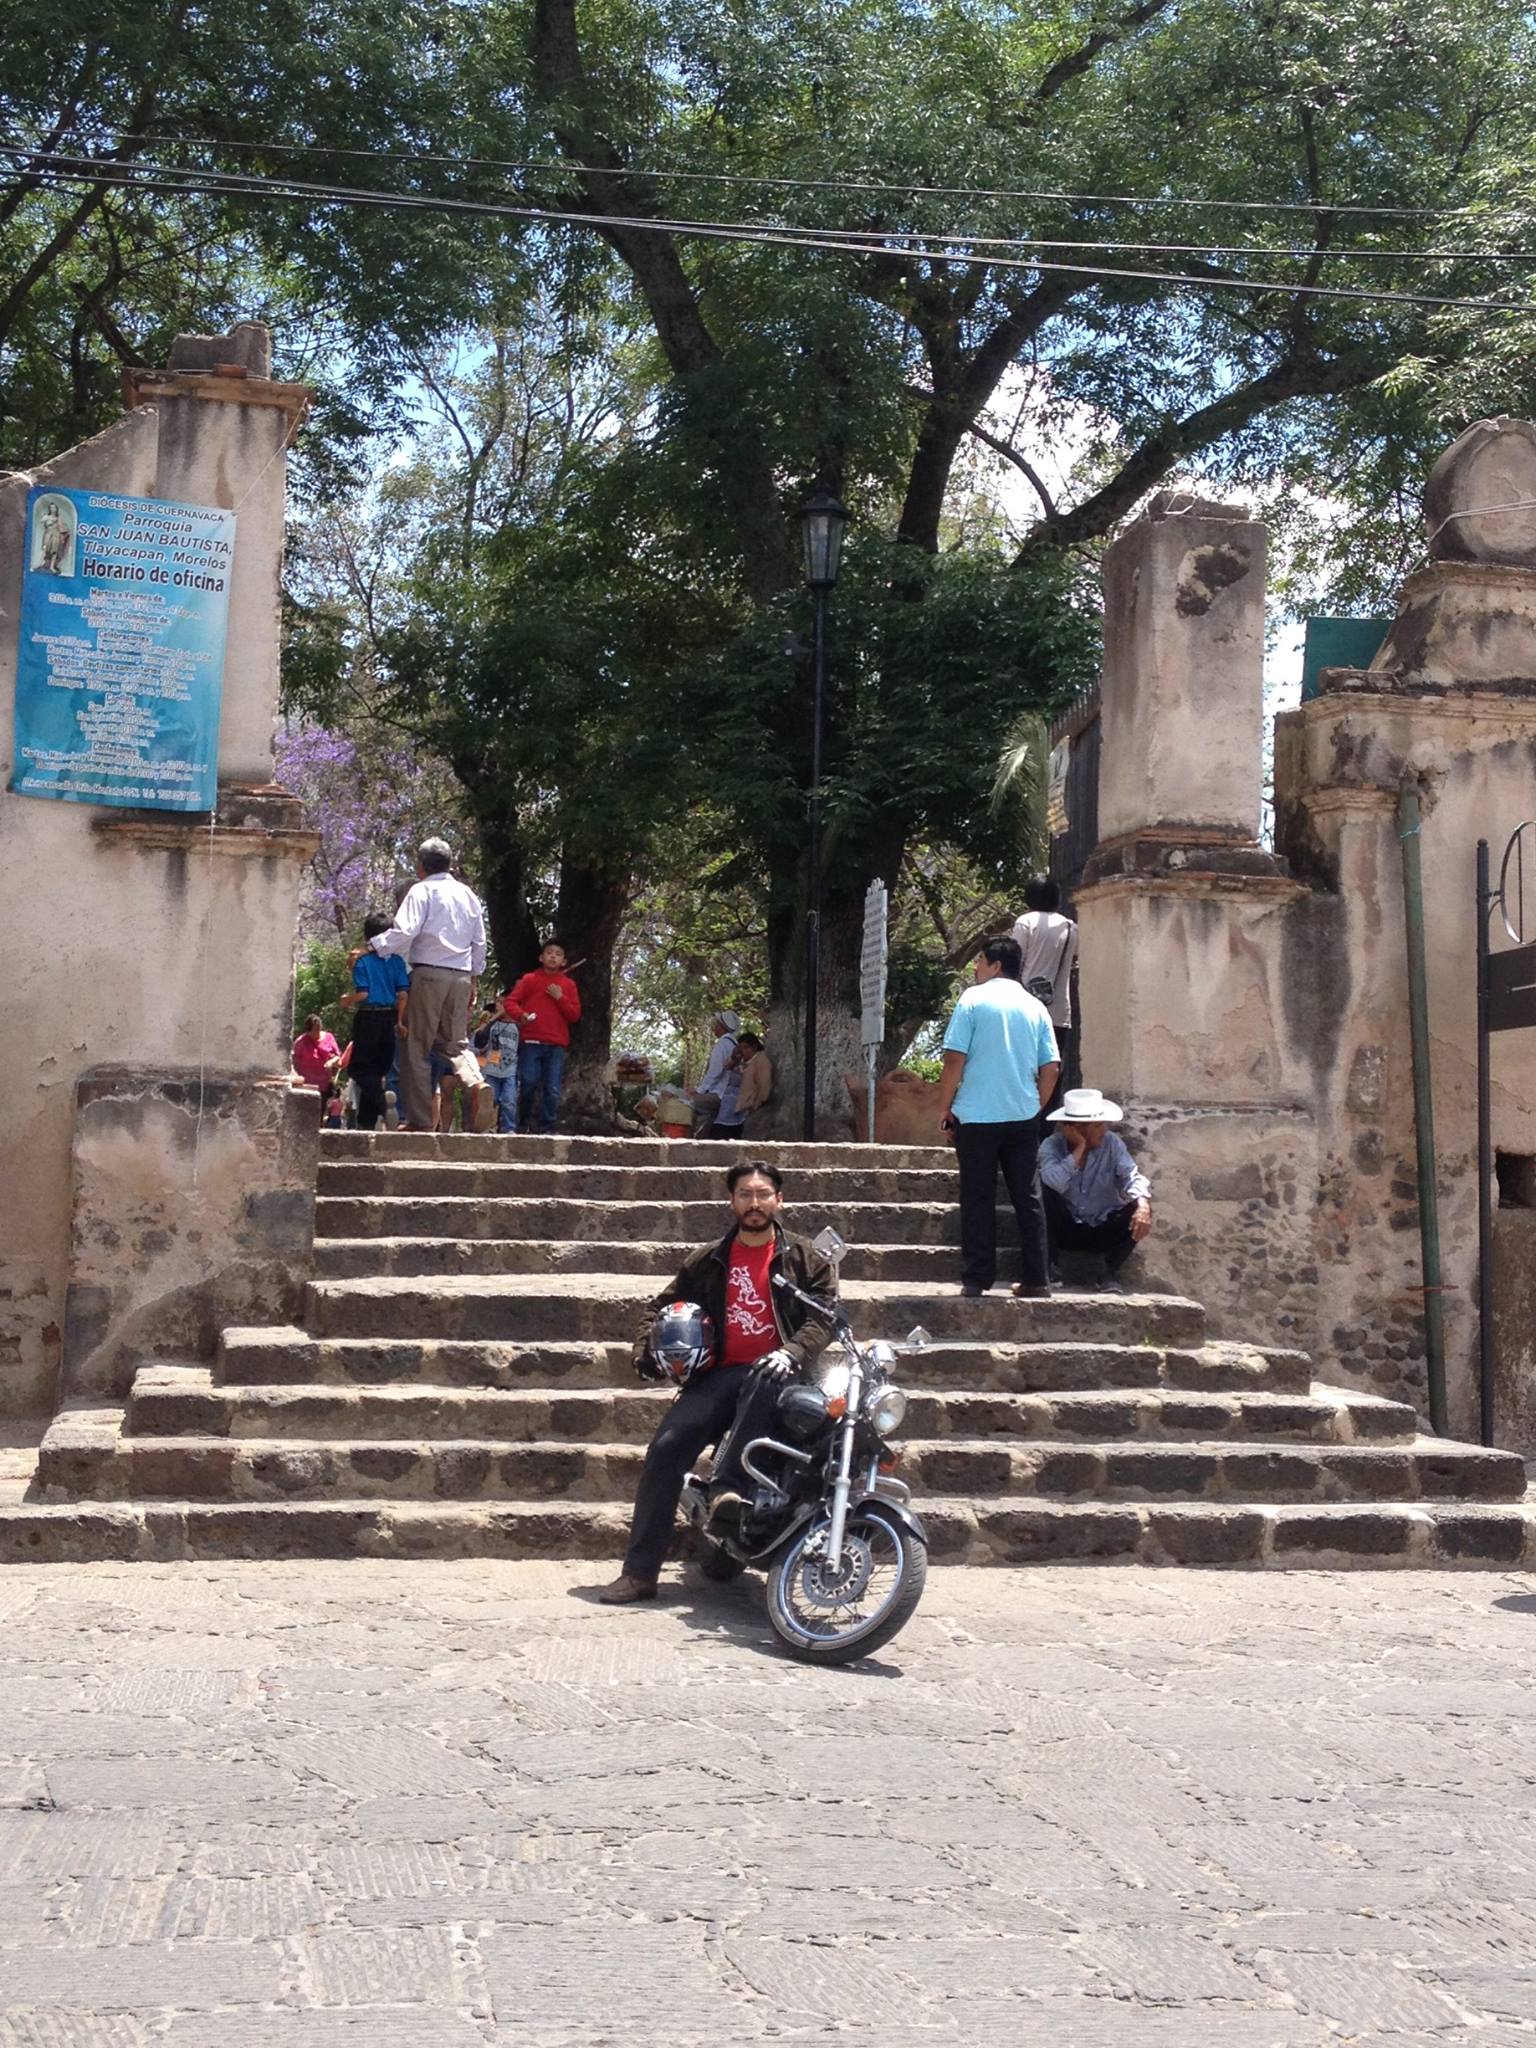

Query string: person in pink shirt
291 1013 341 1119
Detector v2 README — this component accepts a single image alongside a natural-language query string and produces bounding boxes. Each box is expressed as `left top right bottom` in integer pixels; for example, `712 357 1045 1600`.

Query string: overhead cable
8 149 1522 315
109 129 1494 219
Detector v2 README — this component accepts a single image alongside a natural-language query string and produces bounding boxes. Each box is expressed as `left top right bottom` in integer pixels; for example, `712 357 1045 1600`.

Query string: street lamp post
799 487 849 1142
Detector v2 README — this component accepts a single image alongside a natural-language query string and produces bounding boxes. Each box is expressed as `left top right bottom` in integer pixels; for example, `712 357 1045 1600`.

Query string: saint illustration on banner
9 485 235 812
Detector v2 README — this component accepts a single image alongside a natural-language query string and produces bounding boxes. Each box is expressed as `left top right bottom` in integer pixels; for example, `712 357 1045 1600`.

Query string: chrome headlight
815 1359 852 1405
865 1384 908 1435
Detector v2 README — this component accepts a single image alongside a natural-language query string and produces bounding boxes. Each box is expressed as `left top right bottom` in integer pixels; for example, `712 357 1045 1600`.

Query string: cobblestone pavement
4 1563 1536 2045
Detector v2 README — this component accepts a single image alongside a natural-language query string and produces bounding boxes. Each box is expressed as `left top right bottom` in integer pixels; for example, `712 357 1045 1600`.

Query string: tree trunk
463 784 540 991
555 851 632 1131
759 885 869 1142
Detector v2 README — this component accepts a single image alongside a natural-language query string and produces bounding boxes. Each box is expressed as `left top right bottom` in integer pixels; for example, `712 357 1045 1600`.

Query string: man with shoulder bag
1011 875 1077 1111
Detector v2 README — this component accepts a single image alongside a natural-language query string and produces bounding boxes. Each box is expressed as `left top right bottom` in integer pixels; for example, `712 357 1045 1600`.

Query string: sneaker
1013 1285 1052 1301
596 1574 658 1605
1097 1274 1130 1296
960 1284 987 1299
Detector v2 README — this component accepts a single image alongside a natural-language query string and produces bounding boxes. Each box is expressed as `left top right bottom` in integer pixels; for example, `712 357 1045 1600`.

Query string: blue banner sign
10 485 235 810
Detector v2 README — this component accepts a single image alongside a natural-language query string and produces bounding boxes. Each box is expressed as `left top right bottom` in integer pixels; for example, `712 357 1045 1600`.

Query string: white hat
1047 1086 1124 1123
713 1009 741 1034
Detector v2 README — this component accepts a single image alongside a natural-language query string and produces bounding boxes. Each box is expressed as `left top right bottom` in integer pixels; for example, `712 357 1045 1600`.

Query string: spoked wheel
765 1505 926 1664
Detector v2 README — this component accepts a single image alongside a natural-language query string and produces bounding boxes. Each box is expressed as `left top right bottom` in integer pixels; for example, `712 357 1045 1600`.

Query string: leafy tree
292 938 354 1045
510 0 1536 1120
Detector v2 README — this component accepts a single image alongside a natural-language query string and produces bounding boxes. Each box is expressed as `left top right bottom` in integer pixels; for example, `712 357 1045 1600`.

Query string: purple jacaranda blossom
276 720 471 940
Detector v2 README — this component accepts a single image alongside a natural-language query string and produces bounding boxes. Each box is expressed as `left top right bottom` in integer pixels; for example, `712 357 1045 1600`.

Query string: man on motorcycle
596 1159 839 1604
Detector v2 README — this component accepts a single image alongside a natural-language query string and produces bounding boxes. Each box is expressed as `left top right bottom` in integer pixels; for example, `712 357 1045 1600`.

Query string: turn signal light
826 1395 848 1420
878 1451 901 1474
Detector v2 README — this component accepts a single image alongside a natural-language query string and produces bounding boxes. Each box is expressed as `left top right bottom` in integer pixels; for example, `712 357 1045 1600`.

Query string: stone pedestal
65 1072 319 1401
1096 493 1272 862
1079 493 1312 1351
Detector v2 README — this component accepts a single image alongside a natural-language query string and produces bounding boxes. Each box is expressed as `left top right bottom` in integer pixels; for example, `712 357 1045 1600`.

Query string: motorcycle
680 1229 930 1664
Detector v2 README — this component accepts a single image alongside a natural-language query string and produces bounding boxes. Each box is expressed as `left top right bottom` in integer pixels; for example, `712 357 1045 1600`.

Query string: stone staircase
9 1132 1534 1566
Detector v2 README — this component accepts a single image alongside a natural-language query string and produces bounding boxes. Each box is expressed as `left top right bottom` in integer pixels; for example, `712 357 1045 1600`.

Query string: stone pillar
1275 417 1536 1440
1076 495 1317 1354
1099 492 1268 846
0 327 318 1418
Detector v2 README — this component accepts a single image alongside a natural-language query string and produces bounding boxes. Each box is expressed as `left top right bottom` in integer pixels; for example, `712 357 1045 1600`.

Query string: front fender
852 1493 928 1547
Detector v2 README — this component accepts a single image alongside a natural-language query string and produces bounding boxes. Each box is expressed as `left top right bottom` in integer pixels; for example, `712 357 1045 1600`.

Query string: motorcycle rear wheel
765 1504 926 1664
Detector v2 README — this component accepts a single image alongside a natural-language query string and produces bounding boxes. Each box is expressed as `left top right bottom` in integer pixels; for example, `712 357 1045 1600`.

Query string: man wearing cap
689 1008 741 1139
1040 1088 1153 1291
371 837 487 1132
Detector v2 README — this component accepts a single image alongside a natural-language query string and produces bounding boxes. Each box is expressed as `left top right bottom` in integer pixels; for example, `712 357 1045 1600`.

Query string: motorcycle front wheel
765 1504 927 1664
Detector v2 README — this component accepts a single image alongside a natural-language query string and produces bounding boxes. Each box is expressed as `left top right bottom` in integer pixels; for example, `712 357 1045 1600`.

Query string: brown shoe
597 1573 658 1605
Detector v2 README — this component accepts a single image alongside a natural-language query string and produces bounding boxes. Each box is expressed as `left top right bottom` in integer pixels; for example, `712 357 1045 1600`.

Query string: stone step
317 1161 962 1202
40 1412 1520 1506
315 1199 1004 1247
321 1132 952 1170
216 1328 1307 1396
313 1236 1031 1284
4 1494 1531 1569
124 1364 1418 1446
300 1273 1208 1347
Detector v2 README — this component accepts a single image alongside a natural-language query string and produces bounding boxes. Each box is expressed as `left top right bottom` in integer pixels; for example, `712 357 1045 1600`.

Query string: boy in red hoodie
511 939 581 1133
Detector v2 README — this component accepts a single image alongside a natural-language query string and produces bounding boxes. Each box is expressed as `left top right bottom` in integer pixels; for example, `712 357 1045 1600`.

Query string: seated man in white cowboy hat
1039 1087 1152 1292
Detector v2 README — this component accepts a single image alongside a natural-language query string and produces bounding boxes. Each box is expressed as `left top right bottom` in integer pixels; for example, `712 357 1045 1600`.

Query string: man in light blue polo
934 936 1060 1300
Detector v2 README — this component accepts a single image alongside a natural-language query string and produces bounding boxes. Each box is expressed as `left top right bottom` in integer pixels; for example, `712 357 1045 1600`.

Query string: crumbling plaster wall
0 335 316 1420
1277 691 1536 1436
1081 442 1536 1440
1077 495 1326 1361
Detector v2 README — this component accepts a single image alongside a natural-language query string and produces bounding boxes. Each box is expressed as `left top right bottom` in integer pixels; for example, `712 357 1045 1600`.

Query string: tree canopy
10 0 1536 1118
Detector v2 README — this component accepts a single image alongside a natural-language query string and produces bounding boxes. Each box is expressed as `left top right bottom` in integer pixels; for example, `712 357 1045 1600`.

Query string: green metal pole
1397 782 1449 1436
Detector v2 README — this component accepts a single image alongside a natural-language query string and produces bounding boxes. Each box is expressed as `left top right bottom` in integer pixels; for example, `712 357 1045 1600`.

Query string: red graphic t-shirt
721 1237 778 1367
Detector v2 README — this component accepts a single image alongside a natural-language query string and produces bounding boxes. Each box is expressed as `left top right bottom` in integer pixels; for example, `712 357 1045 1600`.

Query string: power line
9 149 1524 315
105 128 1498 221
22 135 1527 261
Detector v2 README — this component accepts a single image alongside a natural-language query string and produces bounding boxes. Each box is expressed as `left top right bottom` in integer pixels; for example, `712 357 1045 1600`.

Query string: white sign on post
859 879 888 1143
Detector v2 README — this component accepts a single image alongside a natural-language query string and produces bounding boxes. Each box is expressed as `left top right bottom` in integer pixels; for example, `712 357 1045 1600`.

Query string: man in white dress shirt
688 1008 741 1139
371 837 488 1132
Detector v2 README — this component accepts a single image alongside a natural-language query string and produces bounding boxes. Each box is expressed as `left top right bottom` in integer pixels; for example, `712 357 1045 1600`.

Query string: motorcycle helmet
649 1301 715 1384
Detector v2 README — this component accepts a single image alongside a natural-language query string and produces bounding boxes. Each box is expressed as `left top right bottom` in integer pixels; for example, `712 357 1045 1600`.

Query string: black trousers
624 1362 757 1582
1043 1187 1137 1274
953 1119 1049 1291
349 1007 398 1130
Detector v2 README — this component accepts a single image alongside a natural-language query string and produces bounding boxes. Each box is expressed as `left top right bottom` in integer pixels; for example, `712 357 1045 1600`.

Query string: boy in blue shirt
341 913 410 1131
475 994 522 1134
935 935 1060 1300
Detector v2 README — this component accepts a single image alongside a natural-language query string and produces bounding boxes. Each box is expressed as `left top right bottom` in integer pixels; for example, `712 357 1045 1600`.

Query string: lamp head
800 487 850 591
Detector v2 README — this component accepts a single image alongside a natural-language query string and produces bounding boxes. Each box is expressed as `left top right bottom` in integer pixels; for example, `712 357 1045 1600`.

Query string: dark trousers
1043 1187 1137 1274
953 1118 1049 1291
518 1041 567 1134
349 1008 398 1130
1044 1028 1075 1114
624 1363 752 1581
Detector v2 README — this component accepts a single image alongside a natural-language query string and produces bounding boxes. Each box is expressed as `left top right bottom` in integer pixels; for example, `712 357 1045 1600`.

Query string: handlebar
772 1271 843 1326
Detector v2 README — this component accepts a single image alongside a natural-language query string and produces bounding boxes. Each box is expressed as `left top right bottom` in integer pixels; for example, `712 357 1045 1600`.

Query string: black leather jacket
634 1220 839 1372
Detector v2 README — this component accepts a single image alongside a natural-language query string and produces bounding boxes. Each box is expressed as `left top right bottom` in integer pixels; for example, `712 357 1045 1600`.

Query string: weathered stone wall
1277 687 1536 1435
1120 1102 1319 1358
66 1071 318 1400
1081 421 1536 1446
0 327 316 1419
1493 1206 1536 1446
1077 494 1325 1358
